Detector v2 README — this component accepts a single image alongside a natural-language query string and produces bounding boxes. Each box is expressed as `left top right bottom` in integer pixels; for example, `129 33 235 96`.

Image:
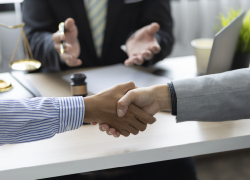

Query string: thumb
147 22 160 35
117 91 137 117
65 18 75 31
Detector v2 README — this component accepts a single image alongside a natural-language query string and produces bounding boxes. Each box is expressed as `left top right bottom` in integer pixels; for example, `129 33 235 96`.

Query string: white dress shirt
0 96 84 145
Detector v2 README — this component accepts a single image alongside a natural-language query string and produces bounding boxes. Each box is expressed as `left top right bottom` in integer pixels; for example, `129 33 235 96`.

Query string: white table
1 56 250 180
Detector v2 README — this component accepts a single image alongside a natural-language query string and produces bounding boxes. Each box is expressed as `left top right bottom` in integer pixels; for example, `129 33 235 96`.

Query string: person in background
23 0 174 72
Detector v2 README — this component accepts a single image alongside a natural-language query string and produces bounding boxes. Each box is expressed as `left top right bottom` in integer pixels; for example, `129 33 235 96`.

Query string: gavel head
70 73 87 97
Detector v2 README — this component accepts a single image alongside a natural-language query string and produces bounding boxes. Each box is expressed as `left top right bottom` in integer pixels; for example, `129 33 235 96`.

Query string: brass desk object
0 23 42 92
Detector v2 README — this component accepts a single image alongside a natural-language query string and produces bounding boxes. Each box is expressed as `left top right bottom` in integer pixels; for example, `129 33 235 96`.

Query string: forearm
0 97 84 145
172 68 250 122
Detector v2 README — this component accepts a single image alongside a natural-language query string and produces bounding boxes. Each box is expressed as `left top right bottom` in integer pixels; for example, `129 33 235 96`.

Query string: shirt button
66 126 71 131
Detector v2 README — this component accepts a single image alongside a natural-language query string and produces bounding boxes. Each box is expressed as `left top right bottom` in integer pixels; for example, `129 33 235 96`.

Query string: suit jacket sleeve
173 68 250 122
23 0 65 72
127 0 174 67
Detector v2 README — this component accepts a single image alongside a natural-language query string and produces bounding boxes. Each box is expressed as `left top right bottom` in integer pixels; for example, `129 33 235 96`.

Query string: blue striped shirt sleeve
0 96 84 146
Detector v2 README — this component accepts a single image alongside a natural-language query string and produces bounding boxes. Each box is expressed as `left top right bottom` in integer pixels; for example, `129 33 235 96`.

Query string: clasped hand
83 82 156 137
86 83 172 138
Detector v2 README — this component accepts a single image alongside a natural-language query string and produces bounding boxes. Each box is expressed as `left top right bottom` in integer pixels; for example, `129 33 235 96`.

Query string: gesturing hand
84 82 156 137
52 18 82 67
125 22 161 66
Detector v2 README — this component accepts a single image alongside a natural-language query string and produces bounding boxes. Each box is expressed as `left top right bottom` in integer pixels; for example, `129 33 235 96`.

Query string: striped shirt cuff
58 97 84 133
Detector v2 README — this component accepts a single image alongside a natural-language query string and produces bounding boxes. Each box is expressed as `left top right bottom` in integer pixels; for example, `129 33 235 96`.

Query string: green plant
216 9 250 54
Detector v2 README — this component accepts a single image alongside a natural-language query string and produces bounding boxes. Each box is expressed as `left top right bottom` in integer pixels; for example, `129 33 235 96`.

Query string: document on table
62 64 171 94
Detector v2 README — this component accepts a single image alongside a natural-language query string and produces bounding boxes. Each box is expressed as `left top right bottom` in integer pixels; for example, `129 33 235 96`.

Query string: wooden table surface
1 56 250 180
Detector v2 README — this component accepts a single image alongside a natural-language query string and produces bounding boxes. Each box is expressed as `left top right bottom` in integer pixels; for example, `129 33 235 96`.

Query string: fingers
53 31 65 44
135 111 156 125
65 18 76 32
120 130 130 137
60 53 82 67
135 54 144 65
106 130 113 135
117 90 137 117
53 29 82 67
130 104 156 125
115 81 136 94
99 124 109 131
54 43 72 54
114 131 121 137
124 56 137 66
126 125 139 135
149 44 161 54
125 43 160 66
91 122 97 125
99 124 120 138
130 119 147 132
147 22 160 35
106 128 121 138
142 50 153 60
99 124 131 138
124 54 144 66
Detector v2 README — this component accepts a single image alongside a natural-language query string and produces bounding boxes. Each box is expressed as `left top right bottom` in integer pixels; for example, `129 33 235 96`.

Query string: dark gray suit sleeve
23 0 65 72
173 68 250 122
127 0 174 67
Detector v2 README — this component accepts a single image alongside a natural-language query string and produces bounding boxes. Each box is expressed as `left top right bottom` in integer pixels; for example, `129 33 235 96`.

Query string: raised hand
52 18 82 67
125 23 161 66
84 82 156 137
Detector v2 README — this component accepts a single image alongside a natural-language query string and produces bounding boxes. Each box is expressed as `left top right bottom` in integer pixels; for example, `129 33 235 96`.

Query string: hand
52 18 82 67
83 82 156 137
99 85 172 137
125 22 161 66
117 85 171 117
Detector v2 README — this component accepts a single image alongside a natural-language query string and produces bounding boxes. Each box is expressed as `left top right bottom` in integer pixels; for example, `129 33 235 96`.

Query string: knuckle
127 90 134 96
117 99 123 104
127 81 135 88
118 100 125 107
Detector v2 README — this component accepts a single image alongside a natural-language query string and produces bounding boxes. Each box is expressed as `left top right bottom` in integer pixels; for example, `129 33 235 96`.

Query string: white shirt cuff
120 45 127 53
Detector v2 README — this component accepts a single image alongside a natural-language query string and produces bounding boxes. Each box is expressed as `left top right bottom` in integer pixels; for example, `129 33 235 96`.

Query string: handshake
83 82 172 137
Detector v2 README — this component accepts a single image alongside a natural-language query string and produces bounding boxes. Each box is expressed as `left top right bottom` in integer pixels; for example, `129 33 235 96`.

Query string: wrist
83 96 96 123
152 85 172 111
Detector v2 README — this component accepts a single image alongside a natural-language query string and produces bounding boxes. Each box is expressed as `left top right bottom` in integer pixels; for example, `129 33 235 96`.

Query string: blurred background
0 1 250 179
0 0 250 73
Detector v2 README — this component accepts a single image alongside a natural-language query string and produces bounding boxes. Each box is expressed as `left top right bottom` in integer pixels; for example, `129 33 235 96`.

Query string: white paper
62 64 171 94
